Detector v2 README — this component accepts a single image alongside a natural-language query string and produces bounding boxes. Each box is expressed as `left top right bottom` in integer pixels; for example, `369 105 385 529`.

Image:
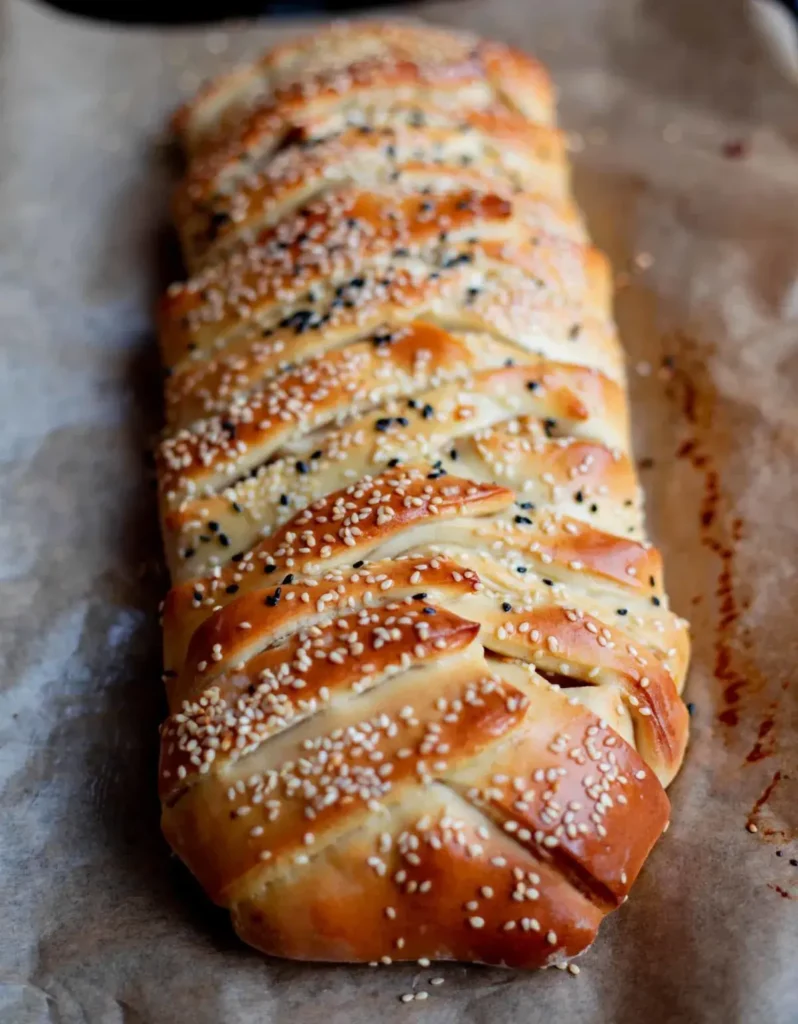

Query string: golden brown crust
156 21 689 971
159 188 610 368
175 116 572 269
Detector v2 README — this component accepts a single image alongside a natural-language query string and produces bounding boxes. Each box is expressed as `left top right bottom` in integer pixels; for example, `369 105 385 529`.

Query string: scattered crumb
400 991 429 1003
747 822 759 833
568 963 581 976
565 132 585 154
633 251 654 271
722 140 748 159
635 361 652 377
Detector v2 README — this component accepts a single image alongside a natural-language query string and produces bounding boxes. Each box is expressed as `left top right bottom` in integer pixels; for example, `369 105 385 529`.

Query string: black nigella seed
413 593 428 600
617 608 628 616
375 418 392 432
502 602 512 613
422 404 434 419
264 564 277 573
231 502 242 513
280 309 316 335
526 380 540 391
569 323 582 340
652 596 661 606
218 534 231 547
231 551 244 561
590 503 599 513
423 607 436 615
542 579 553 586
353 560 364 568
225 584 239 595
516 566 528 574
575 491 584 503
514 515 532 525
282 574 294 584
449 448 458 460
543 418 557 438
397 416 409 427
388 458 401 468
207 210 230 238
208 521 219 532
279 494 288 506
295 460 309 474
182 547 195 559
518 501 534 510
442 252 473 269
687 702 696 716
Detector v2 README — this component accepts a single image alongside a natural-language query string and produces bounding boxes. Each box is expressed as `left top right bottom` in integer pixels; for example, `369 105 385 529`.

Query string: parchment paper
1 0 797 1020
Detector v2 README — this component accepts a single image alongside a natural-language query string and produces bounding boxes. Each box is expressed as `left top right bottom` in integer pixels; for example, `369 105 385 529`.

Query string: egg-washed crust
156 21 690 972
175 114 572 269
159 187 611 368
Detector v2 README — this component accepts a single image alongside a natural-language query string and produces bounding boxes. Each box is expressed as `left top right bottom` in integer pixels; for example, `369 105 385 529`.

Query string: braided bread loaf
157 21 690 971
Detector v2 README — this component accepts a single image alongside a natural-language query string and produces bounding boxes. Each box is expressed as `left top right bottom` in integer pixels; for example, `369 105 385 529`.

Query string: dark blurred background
42 0 419 22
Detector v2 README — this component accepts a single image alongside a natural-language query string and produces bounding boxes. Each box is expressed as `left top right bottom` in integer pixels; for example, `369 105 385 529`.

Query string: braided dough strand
157 21 689 971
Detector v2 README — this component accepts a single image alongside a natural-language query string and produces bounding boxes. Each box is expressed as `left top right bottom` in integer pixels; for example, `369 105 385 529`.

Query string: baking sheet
1 0 797 1020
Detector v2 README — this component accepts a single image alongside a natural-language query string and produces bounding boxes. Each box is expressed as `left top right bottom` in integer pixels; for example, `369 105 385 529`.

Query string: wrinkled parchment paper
2 0 797 1020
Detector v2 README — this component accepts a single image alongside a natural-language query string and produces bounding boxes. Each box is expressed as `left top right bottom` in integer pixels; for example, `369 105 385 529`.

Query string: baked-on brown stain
749 769 782 821
675 424 747 727
745 707 778 765
667 331 771 739
767 883 796 900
